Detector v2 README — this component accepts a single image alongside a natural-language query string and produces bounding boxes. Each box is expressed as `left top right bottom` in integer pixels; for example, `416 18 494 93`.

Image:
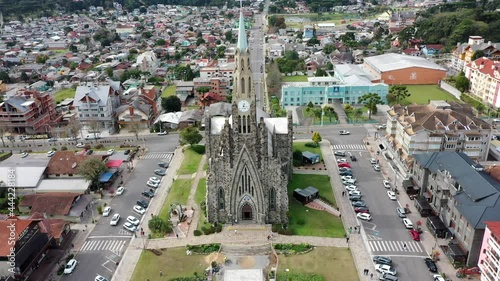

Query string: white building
464 57 500 108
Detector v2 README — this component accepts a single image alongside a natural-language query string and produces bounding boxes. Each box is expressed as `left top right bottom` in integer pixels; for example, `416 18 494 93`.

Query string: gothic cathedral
204 11 293 224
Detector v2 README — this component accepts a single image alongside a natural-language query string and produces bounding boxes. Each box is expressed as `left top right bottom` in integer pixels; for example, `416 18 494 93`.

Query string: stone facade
204 12 293 224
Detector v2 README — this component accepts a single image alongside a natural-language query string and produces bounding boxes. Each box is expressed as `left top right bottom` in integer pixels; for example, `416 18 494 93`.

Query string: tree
66 119 82 139
69 44 78 53
456 73 470 93
87 119 101 141
127 121 142 141
0 71 11 83
471 50 484 61
148 215 172 234
311 132 322 145
20 72 29 82
162 96 182 113
358 93 383 119
105 67 114 78
389 85 410 105
196 86 210 94
323 44 336 54
315 69 327 77
77 157 107 190
180 127 203 146
323 106 336 122
0 126 10 147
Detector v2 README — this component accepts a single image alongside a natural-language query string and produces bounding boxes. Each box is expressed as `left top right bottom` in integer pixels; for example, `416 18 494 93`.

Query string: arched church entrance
241 203 253 220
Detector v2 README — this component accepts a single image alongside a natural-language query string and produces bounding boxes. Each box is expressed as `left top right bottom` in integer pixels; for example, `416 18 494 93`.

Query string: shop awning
99 172 114 183
106 160 124 168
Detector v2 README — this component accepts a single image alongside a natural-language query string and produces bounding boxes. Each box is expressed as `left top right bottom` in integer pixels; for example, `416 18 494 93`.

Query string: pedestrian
339 213 342 219
403 243 407 249
160 270 163 276
349 227 352 234
234 229 237 235
346 237 349 243
176 233 179 238
370 273 373 279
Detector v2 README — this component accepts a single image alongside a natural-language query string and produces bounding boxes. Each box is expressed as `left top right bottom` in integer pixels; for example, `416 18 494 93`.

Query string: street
61 134 179 281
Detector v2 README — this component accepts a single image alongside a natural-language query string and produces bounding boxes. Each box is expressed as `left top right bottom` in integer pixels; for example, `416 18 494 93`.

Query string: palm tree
358 93 383 119
389 85 410 105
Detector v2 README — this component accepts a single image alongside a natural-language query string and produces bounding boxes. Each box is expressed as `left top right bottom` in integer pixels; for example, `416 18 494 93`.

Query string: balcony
486 249 500 268
489 237 500 256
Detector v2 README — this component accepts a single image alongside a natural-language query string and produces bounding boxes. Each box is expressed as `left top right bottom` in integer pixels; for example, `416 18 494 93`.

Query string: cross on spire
236 0 244 9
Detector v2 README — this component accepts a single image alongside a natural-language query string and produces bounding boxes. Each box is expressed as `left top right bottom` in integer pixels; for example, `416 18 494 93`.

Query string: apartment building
199 59 235 80
412 152 500 267
385 101 492 163
451 36 500 74
0 89 62 134
464 57 500 108
479 222 500 281
73 81 121 133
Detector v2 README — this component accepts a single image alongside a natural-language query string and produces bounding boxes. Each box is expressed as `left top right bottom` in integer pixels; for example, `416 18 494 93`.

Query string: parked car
133 205 146 215
154 169 166 176
158 161 169 168
341 175 356 182
433 274 445 281
338 167 351 172
87 149 93 155
383 180 391 189
20 152 28 158
409 229 420 241
339 171 353 176
48 138 58 142
354 207 369 213
378 124 387 130
349 194 363 201
402 218 414 229
158 131 168 135
95 275 109 281
373 256 392 266
47 150 55 157
370 158 377 164
126 215 140 226
76 143 85 148
373 164 381 172
102 206 111 217
375 264 397 276
110 213 120 226
334 151 346 156
137 199 149 209
123 221 137 232
352 201 367 207
380 273 398 281
339 130 350 135
142 189 155 198
396 207 406 218
124 149 131 155
337 158 348 163
348 190 361 196
107 149 114 155
64 259 78 274
356 213 372 221
149 177 161 184
116 186 125 195
338 162 351 168
344 185 358 192
424 258 438 272
342 179 356 185
387 191 397 200
147 180 160 189
350 155 357 161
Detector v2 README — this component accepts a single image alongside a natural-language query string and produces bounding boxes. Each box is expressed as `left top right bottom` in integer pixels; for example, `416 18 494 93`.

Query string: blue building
281 64 389 107
303 25 314 39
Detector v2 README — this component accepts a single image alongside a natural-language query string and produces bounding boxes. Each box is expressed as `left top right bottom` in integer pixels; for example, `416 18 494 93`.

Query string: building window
269 188 276 211
218 188 224 210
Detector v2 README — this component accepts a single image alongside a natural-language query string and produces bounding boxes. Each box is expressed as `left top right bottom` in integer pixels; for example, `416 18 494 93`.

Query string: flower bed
274 243 313 255
186 244 221 254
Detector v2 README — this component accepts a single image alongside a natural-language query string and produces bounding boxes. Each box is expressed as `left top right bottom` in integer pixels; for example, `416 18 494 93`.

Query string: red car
338 162 351 168
409 229 420 241
354 207 370 213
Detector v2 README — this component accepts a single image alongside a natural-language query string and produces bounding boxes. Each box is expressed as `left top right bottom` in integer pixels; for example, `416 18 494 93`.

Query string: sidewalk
366 136 459 280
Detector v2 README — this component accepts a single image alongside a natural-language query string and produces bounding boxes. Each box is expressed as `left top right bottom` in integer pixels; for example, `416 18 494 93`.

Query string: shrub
61 146 68 151
214 224 223 233
272 224 295 235
66 253 75 261
191 144 205 154
186 243 220 253
305 142 319 148
94 144 104 149
51 147 57 151
274 243 312 252
97 205 103 215
84 144 91 150
193 230 202 236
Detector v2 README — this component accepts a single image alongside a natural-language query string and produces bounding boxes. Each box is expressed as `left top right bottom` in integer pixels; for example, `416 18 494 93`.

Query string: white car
64 259 77 274
341 176 356 182
133 205 146 215
116 186 125 195
76 143 85 148
149 177 161 184
21 152 28 158
147 180 160 188
349 190 361 196
47 150 55 157
402 218 414 229
373 164 381 171
433 274 446 281
342 179 356 185
95 275 108 281
102 206 111 217
387 191 397 200
357 213 372 221
337 158 348 163
378 124 387 129
375 264 397 276
110 213 120 226
369 158 377 164
344 185 358 192
158 131 167 135
123 221 137 232
126 215 140 226
107 149 114 155
339 130 350 135
383 180 391 189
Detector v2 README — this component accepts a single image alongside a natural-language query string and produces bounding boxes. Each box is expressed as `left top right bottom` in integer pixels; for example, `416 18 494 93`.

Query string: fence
439 81 461 99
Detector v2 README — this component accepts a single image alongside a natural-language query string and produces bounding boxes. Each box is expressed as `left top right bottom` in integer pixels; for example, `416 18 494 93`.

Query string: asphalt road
61 134 179 281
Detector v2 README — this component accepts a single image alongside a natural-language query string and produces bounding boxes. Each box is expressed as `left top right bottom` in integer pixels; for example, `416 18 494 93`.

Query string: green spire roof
236 11 248 52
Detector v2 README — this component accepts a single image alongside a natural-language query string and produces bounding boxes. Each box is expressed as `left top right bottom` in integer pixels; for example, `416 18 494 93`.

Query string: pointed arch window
247 77 252 98
218 188 225 210
241 59 244 70
241 77 245 95
269 188 276 211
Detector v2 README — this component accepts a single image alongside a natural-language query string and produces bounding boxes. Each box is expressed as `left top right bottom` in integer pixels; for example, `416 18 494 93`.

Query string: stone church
204 11 293 224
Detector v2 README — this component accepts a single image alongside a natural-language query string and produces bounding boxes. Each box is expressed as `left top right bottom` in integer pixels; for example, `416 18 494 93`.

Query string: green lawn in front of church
178 147 204 174
158 179 193 221
293 142 322 160
286 174 344 237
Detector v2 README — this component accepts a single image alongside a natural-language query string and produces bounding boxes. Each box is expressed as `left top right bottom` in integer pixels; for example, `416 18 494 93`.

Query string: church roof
237 11 248 52
264 117 288 134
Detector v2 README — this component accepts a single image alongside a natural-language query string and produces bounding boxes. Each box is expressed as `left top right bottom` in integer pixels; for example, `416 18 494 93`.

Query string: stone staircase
221 243 273 256
224 223 271 231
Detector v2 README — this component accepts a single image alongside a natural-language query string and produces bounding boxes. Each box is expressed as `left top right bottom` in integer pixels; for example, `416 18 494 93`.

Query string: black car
373 256 392 266
154 169 166 176
424 258 438 272
349 195 362 201
124 149 131 155
338 167 351 172
158 161 169 168
351 201 367 207
334 151 346 157
142 190 155 198
339 171 353 176
87 149 93 155
136 199 149 209
350 155 357 161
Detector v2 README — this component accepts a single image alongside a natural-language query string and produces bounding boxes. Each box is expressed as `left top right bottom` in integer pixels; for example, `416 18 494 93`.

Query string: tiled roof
20 192 81 216
0 218 34 256
468 57 500 79
46 151 104 175
486 221 500 239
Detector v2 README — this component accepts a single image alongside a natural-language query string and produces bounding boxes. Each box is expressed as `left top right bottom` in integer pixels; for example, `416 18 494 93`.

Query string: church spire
236 10 248 53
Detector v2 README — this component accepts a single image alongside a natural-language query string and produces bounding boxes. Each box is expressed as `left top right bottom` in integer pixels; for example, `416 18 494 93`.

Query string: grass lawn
130 248 207 281
287 174 343 237
194 178 206 205
162 85 177 97
178 148 203 175
54 88 76 103
283 75 308 82
292 142 322 160
159 179 193 220
277 247 358 281
402 85 458 105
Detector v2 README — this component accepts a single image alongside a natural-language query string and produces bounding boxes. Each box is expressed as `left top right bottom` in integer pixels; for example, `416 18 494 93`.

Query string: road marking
368 240 425 254
88 236 132 239
141 152 174 160
81 239 127 252
331 144 367 151
102 260 113 272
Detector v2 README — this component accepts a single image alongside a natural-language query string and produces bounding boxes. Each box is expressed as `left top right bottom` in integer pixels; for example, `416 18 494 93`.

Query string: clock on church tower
238 100 250 112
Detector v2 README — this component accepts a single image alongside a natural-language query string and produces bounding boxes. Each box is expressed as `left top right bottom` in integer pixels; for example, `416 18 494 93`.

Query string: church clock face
238 100 250 112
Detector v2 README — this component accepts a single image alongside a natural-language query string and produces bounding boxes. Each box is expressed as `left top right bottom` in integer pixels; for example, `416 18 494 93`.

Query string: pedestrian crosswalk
141 152 174 160
80 239 128 252
331 144 367 151
368 240 425 254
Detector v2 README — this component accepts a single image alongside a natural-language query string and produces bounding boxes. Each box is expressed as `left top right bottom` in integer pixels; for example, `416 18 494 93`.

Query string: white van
85 133 101 140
